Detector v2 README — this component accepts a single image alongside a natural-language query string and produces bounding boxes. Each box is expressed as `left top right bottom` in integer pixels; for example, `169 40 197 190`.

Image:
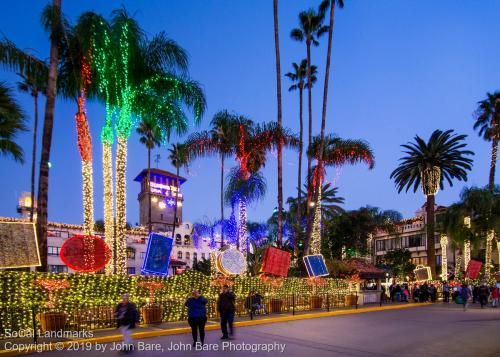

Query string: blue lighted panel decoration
142 233 174 276
303 254 329 277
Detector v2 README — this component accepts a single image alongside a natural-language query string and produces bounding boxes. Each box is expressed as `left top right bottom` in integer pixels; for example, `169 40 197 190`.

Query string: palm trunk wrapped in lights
485 230 494 280
421 166 441 279
114 136 129 275
455 255 462 276
309 183 322 255
440 234 448 280
463 216 471 270
238 199 247 253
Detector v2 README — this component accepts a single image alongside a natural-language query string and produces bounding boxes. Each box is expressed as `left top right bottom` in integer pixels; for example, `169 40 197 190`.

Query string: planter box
345 294 358 307
37 312 67 332
310 296 323 309
140 306 164 324
269 298 283 313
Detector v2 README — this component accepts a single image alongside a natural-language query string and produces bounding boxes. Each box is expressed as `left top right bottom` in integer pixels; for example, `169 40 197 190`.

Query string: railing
0 292 357 343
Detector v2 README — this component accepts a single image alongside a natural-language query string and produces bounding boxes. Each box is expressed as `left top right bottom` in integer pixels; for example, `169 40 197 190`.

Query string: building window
436 255 442 266
186 252 190 260
201 253 205 259
127 267 136 275
184 235 190 245
408 234 424 248
140 252 146 259
160 214 164 221
127 248 136 259
376 240 385 252
193 252 197 261
48 246 60 256
177 251 183 259
48 265 68 273
175 234 182 245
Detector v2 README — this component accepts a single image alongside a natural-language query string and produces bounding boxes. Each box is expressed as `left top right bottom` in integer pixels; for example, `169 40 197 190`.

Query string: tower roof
134 168 187 185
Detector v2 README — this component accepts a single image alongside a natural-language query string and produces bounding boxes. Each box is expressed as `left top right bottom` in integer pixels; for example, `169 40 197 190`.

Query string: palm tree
185 110 238 247
17 75 46 222
390 129 474 278
291 0 329 201
285 59 317 225
473 92 500 192
225 167 267 252
168 143 189 240
306 134 375 255
0 82 27 162
137 117 162 233
273 0 284 247
287 182 344 222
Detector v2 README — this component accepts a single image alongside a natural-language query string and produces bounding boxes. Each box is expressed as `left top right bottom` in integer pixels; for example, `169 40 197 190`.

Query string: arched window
184 235 191 245
175 234 182 245
193 252 197 261
186 252 190 260
177 251 183 259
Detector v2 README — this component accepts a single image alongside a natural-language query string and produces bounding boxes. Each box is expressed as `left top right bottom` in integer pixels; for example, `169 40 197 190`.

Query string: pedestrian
395 284 402 302
460 284 471 311
217 285 236 340
403 285 409 302
472 285 479 304
185 289 208 347
429 284 437 302
389 283 396 302
412 284 420 302
478 283 489 309
115 294 139 351
491 285 499 308
443 282 450 303
420 283 429 302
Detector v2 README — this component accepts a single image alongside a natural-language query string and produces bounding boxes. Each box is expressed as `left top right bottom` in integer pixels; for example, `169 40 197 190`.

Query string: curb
0 303 430 356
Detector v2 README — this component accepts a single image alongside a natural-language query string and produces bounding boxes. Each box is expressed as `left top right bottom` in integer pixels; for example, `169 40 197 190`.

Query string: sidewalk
0 302 429 356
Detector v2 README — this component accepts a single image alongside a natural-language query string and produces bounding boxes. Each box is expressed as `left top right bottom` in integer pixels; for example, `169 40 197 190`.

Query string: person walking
115 294 139 351
217 285 236 340
491 285 499 308
478 283 490 309
185 289 208 346
460 284 472 311
443 282 450 303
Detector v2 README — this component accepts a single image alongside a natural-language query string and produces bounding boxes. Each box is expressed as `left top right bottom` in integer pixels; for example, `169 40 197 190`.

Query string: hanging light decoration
421 166 441 196
440 234 448 281
463 216 471 271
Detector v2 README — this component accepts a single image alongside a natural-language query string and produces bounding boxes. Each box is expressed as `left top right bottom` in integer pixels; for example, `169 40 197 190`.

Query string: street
29 304 500 357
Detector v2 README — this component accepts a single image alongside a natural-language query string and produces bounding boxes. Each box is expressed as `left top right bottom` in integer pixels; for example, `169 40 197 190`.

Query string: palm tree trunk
30 91 38 223
36 0 60 272
426 194 436 278
273 0 283 247
103 141 115 275
220 155 225 247
306 40 313 218
115 137 127 275
297 87 303 226
238 199 247 252
147 147 152 234
489 137 498 192
171 167 180 240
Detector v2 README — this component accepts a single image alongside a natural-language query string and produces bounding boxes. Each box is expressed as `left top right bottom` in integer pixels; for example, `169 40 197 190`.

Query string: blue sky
1 0 499 226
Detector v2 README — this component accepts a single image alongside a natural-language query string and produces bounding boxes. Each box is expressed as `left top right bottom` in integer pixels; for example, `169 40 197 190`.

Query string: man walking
478 283 490 309
115 294 139 351
460 284 471 311
217 285 236 340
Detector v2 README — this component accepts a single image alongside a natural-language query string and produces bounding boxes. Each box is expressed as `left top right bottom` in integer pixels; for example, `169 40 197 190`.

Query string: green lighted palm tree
0 82 27 162
390 129 474 278
137 117 162 233
291 0 329 187
473 92 500 192
285 59 317 225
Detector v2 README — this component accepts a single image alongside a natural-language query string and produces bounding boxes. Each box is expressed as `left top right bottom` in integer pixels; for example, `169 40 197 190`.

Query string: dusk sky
1 0 499 227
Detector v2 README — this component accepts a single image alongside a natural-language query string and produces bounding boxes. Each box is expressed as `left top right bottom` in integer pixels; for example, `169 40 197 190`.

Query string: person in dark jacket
217 285 236 339
185 289 208 346
478 283 490 308
115 294 139 350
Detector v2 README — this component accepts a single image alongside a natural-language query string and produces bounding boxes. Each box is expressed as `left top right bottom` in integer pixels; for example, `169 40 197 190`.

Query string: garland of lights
238 199 247 252
463 216 471 270
103 143 115 275
440 234 448 281
115 137 128 275
421 166 441 196
455 255 462 276
485 230 494 281
309 182 322 255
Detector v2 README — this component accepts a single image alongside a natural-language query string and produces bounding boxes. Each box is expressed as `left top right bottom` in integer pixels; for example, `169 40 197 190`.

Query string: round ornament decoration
60 235 112 272
216 248 246 276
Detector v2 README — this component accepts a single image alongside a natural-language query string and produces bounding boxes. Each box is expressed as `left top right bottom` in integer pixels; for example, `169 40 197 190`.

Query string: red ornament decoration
260 246 291 277
60 235 111 272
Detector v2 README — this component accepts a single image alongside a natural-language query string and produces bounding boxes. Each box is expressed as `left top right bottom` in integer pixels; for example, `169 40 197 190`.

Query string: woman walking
185 290 208 346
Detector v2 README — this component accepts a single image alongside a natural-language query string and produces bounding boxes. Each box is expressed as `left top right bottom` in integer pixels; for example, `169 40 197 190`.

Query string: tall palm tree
137 117 162 233
185 110 238 247
287 182 344 222
285 59 317 225
225 167 267 252
168 143 189 240
473 92 500 192
0 82 27 162
306 134 374 255
17 75 46 222
291 0 329 207
390 129 474 278
273 0 284 247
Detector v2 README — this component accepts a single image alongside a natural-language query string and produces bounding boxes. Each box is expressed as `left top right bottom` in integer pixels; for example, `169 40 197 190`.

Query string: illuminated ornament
142 233 174 276
137 281 164 303
260 247 291 277
303 254 329 277
420 166 440 196
35 278 70 309
216 248 246 276
413 265 432 281
166 198 175 207
60 235 111 272
440 234 448 281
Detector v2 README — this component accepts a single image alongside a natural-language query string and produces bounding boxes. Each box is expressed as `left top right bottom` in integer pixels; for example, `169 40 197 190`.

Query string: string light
440 234 448 281
238 199 247 252
485 230 494 281
103 143 115 275
309 184 322 255
115 137 128 275
463 216 471 270
454 255 462 276
421 166 440 196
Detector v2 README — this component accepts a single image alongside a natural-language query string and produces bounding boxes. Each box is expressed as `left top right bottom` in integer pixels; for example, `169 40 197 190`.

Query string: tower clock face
217 248 246 276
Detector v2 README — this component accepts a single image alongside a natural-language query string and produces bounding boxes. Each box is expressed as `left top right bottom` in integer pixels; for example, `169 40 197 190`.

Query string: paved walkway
10 303 500 356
